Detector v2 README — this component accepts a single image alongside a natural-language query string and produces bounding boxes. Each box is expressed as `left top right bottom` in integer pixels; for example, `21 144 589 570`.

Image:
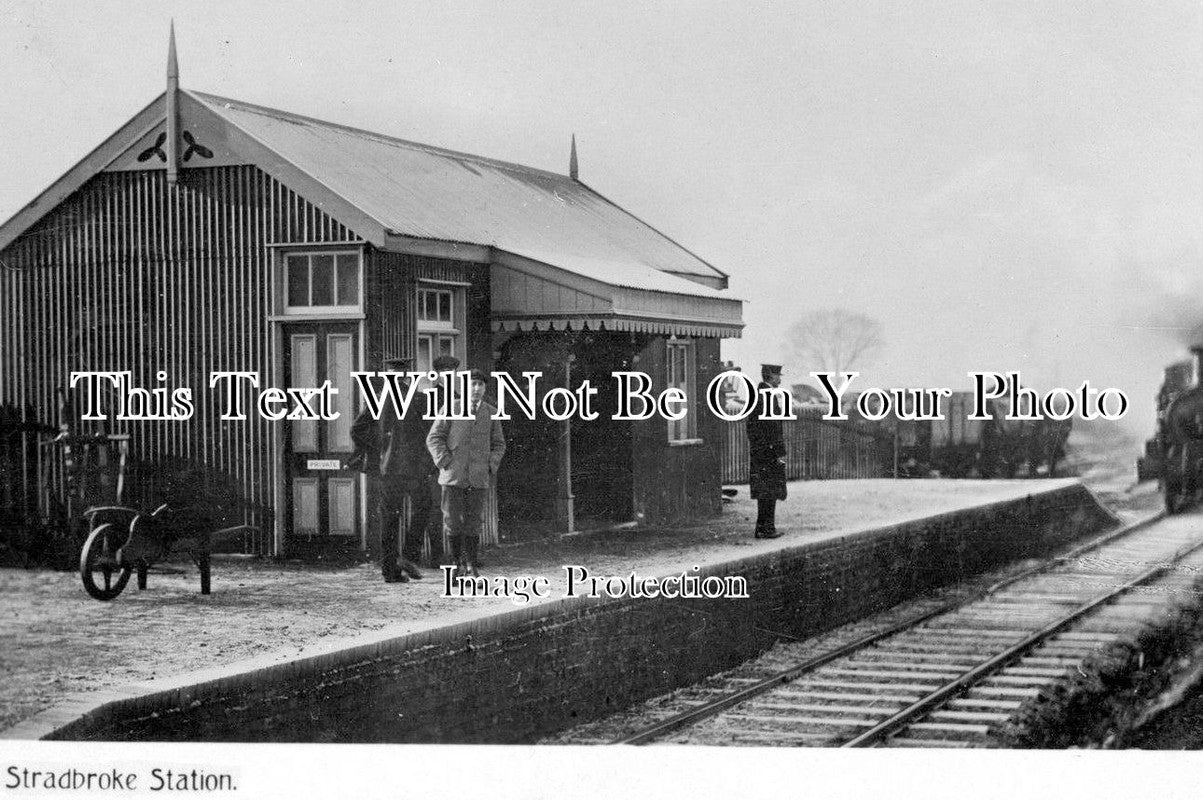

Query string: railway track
576 511 1203 748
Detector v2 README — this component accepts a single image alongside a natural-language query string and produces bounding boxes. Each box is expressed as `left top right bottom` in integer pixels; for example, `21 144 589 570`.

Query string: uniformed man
746 363 787 538
351 355 433 583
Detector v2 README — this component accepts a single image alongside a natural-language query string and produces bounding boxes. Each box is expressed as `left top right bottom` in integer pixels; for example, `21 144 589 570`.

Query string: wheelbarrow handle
208 524 261 538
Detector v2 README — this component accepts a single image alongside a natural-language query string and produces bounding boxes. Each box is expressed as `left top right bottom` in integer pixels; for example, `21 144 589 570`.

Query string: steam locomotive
1137 359 1192 482
1147 350 1203 513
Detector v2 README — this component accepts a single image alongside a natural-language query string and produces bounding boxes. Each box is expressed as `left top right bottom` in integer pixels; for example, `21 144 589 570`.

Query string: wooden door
282 322 360 549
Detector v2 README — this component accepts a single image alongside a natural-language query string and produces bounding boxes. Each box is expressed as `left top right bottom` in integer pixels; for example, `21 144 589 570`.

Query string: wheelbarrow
78 503 257 601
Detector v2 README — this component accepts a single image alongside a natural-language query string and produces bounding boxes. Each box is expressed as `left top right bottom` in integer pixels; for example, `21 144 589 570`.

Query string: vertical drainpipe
556 353 576 532
561 140 578 530
166 23 179 186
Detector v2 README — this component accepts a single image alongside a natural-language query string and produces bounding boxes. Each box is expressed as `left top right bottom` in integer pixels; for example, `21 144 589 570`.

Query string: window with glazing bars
285 252 361 309
417 286 463 371
667 340 697 442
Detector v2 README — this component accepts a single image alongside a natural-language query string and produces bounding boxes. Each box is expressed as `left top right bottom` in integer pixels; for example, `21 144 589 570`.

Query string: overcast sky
3 0 1201 432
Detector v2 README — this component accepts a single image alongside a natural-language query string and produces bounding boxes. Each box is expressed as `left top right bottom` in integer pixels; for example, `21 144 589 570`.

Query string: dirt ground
0 420 1159 734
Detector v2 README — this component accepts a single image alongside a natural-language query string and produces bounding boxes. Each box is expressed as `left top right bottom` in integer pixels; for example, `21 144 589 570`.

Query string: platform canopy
490 251 743 337
0 87 743 339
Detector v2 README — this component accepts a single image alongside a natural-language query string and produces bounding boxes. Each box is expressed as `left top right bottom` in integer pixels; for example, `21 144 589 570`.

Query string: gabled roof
0 88 733 298
0 86 743 341
189 91 730 296
0 92 168 254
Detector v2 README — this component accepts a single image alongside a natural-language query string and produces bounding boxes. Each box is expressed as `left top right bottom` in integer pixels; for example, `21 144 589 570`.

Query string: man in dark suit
351 355 433 583
746 363 788 538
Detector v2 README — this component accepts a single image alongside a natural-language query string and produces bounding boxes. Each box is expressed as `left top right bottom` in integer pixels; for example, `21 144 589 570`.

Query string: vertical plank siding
0 166 360 554
719 410 893 484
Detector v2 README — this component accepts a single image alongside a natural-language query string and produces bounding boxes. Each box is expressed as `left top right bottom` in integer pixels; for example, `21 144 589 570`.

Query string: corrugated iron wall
366 249 498 545
0 165 360 553
369 250 490 367
629 335 725 524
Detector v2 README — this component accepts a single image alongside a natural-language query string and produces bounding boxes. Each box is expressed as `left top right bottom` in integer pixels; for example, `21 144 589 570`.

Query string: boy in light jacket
426 370 505 576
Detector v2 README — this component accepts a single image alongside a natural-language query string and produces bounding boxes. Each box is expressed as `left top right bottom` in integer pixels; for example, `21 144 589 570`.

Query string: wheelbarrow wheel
80 523 132 601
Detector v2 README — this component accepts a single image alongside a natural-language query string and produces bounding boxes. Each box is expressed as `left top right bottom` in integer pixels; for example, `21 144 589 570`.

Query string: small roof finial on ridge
569 134 578 181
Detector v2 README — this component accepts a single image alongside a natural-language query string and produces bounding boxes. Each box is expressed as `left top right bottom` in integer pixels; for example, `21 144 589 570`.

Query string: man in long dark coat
746 363 787 538
351 355 434 583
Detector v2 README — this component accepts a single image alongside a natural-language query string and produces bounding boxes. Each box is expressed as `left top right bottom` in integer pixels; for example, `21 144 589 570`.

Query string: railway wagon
891 391 1069 479
893 392 984 477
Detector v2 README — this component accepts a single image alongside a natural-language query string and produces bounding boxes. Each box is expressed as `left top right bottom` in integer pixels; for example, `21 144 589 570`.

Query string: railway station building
0 40 744 557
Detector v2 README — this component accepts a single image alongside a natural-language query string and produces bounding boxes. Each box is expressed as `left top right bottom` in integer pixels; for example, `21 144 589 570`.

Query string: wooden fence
1 402 268 562
0 405 43 541
720 408 894 483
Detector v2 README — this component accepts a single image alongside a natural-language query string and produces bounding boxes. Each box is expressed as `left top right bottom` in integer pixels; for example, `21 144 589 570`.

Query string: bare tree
785 309 883 375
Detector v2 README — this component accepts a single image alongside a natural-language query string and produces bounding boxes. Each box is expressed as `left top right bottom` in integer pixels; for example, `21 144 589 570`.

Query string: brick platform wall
31 483 1116 743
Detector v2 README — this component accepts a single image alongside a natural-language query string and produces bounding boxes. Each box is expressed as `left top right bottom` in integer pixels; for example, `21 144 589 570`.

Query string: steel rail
842 528 1203 747
612 511 1163 745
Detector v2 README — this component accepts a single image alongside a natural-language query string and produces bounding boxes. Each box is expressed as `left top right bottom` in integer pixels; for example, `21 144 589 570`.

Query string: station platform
0 478 1125 741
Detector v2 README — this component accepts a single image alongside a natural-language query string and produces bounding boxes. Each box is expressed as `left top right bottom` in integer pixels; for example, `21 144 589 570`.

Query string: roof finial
166 20 179 185
167 20 178 79
569 134 578 181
